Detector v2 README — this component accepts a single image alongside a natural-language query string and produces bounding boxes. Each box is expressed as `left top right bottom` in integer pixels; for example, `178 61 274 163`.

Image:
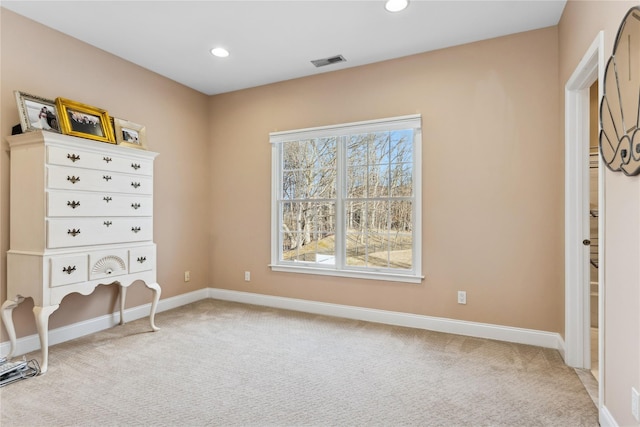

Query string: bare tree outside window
281 138 337 263
345 130 413 269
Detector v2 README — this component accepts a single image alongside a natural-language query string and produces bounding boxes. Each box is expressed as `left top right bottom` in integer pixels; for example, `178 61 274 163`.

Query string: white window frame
269 114 423 284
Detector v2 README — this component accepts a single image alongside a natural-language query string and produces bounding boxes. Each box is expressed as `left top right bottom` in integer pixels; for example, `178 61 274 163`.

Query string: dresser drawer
48 145 153 176
89 249 129 281
47 191 153 217
129 245 155 273
50 255 88 287
47 218 153 248
48 166 153 195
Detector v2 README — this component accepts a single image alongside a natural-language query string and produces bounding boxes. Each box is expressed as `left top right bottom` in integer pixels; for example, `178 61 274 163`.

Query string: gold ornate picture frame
113 118 148 150
14 91 61 133
55 97 115 144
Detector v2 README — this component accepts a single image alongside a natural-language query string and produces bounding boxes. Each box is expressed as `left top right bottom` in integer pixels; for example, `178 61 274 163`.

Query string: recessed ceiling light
385 0 408 12
210 47 229 58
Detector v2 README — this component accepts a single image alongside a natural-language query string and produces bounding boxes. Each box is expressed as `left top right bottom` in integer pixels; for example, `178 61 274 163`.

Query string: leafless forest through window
280 130 414 270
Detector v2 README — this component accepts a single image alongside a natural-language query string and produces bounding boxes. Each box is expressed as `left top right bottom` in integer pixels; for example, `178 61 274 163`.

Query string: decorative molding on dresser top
1 130 161 373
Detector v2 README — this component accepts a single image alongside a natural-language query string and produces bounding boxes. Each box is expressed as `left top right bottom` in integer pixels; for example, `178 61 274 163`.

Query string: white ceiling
2 0 567 95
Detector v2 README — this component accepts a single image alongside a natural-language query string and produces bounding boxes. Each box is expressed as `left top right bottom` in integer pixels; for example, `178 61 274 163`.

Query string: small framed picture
55 97 115 144
113 118 147 150
14 91 61 133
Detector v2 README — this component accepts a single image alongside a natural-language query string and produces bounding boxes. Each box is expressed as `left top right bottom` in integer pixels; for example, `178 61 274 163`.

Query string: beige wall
559 1 640 425
208 27 564 333
0 9 211 338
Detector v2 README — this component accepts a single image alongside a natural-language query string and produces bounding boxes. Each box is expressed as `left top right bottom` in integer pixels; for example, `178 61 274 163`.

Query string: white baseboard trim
0 288 209 358
207 288 565 351
2 287 564 359
556 334 567 361
600 405 618 427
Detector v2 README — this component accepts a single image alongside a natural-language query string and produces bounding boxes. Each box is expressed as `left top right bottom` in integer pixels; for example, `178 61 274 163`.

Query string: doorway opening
564 31 604 410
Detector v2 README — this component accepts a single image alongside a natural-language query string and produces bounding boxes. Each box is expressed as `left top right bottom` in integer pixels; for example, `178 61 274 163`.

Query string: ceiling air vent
311 55 346 68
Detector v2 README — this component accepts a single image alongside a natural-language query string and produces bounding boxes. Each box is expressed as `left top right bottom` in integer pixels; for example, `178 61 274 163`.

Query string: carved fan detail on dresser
91 255 126 277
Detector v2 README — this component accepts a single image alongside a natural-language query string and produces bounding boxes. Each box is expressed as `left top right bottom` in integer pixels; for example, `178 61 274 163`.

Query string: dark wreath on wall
599 6 640 176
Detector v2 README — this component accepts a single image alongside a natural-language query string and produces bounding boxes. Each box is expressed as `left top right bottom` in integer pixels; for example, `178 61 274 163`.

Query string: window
270 115 422 283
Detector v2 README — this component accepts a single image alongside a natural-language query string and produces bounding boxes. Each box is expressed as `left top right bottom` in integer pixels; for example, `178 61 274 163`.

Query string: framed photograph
113 118 148 150
55 97 115 144
14 91 61 133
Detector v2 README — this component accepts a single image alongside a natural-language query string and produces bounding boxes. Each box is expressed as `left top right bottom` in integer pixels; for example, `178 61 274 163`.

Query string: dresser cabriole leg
119 285 128 325
1 296 25 358
146 282 161 332
33 304 59 374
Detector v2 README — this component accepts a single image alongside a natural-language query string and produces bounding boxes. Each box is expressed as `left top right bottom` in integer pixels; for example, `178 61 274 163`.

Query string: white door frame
564 31 605 376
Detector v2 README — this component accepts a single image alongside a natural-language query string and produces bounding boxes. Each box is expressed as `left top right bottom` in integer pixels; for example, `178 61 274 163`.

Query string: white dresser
1 131 161 373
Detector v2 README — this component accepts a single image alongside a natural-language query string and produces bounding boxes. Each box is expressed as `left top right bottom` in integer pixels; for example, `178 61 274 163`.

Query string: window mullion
335 135 346 270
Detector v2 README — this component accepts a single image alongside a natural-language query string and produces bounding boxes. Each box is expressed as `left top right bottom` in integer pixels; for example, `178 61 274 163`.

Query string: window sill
269 264 424 284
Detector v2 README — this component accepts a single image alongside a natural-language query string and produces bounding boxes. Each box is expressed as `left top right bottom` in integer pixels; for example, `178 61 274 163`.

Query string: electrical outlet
457 291 467 305
632 387 639 422
184 271 190 282
244 271 251 282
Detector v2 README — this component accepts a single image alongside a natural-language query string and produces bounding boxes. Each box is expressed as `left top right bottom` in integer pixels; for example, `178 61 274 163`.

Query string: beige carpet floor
1 299 598 426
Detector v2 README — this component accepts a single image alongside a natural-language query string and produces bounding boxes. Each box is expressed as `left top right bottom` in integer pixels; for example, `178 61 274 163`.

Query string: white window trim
269 114 423 284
